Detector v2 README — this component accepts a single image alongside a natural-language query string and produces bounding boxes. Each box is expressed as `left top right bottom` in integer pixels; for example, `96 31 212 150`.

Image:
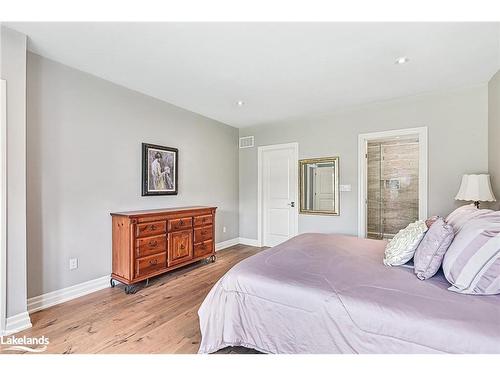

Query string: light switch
340 184 352 192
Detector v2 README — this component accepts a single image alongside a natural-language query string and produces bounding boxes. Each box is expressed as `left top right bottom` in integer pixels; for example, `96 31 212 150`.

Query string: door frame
0 80 6 335
257 142 299 247
357 127 428 238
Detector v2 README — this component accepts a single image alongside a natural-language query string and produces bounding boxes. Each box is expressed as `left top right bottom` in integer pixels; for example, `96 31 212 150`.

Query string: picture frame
142 143 178 196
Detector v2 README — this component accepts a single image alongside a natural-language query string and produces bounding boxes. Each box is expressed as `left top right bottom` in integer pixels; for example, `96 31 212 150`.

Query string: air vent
239 136 255 149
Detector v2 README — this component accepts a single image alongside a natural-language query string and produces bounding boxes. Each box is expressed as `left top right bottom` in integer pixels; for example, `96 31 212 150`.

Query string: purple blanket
198 234 500 353
198 233 500 353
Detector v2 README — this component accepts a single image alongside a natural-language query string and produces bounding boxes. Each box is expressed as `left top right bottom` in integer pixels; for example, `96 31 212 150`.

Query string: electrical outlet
223 226 227 233
69 258 78 270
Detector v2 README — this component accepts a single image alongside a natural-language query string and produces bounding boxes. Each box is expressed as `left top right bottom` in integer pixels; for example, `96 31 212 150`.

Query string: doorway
257 143 299 247
358 127 428 238
0 79 6 335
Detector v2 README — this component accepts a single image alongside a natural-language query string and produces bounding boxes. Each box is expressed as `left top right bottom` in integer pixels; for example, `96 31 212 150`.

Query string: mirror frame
299 156 340 216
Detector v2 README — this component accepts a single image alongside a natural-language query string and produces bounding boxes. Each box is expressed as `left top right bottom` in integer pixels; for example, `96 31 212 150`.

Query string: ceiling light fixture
237 100 245 107
395 56 409 65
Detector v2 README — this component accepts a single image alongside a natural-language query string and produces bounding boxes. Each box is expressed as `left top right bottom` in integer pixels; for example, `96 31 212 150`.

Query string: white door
0 80 6 336
260 143 298 247
314 165 334 211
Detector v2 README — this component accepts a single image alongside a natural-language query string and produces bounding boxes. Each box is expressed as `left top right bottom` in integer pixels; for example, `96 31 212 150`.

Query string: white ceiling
6 22 500 128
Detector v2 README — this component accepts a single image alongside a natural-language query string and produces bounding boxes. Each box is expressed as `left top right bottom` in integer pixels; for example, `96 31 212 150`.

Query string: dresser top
110 206 217 217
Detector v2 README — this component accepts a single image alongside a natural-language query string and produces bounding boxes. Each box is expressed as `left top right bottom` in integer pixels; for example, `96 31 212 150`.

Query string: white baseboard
25 238 261 315
216 237 261 249
4 311 32 335
215 237 239 251
27 276 110 314
238 237 260 247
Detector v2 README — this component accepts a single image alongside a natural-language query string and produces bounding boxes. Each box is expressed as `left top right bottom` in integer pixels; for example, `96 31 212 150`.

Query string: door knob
287 202 295 208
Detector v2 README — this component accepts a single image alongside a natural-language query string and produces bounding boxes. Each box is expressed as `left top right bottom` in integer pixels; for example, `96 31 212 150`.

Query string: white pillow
383 220 428 266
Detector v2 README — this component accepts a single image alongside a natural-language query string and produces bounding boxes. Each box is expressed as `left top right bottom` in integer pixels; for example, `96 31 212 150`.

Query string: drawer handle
150 224 157 231
201 231 207 236
149 240 158 247
179 219 184 226
149 259 158 265
201 244 206 249
180 244 185 250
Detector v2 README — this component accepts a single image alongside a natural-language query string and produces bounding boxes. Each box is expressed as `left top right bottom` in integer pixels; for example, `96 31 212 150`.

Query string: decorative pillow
414 218 454 280
442 211 500 295
383 220 428 266
445 204 492 234
425 215 441 228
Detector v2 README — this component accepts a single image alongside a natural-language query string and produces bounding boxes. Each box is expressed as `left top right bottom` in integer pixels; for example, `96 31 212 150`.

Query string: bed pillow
442 211 500 295
383 220 428 266
413 218 454 280
425 215 441 228
445 204 493 234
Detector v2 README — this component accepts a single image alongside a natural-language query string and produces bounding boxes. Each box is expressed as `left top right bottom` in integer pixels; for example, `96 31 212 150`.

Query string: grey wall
27 53 239 298
0 26 28 317
239 85 489 239
488 70 500 209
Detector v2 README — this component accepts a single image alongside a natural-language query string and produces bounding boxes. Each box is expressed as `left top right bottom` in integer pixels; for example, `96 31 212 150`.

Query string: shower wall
367 139 419 238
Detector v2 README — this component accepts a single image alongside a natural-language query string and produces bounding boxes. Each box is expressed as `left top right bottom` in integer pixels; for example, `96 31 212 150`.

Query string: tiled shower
366 137 419 239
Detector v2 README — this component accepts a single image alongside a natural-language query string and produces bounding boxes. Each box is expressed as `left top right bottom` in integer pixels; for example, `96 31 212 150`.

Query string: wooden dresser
110 206 217 293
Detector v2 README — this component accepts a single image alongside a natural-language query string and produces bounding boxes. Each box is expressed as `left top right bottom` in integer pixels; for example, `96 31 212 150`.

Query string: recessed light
395 57 409 65
237 100 245 107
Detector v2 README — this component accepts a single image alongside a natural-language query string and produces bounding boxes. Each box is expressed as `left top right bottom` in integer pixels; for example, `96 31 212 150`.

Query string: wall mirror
299 157 339 215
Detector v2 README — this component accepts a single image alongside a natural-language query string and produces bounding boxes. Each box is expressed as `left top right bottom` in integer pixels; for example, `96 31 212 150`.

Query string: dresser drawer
135 252 166 278
194 214 213 227
194 240 213 258
135 234 167 258
136 221 166 238
194 225 213 243
168 217 193 232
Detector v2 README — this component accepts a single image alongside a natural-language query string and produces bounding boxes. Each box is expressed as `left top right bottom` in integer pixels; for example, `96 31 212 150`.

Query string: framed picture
142 143 178 196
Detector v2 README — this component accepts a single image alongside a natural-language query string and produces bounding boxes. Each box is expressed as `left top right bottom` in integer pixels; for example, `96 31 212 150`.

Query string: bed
198 233 500 354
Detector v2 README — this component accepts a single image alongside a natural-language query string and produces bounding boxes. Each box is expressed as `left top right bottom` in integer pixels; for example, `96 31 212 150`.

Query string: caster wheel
210 255 217 263
110 278 115 288
124 285 137 294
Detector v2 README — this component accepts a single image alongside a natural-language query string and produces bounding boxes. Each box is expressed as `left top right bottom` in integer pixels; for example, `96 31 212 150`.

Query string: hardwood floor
1 244 263 354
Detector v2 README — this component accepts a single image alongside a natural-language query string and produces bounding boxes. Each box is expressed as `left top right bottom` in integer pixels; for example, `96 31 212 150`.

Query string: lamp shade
455 174 496 202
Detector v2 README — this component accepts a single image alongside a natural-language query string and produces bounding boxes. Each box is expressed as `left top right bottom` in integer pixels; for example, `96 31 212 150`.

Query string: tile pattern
367 140 419 238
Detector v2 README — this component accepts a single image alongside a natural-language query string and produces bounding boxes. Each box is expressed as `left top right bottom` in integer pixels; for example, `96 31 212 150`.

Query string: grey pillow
414 217 454 280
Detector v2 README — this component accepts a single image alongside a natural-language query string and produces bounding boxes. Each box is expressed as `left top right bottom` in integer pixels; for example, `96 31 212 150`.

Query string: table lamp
455 174 496 209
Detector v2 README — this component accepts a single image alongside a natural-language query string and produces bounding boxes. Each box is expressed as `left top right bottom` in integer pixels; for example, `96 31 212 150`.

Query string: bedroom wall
0 26 29 319
239 85 489 240
488 70 500 209
27 53 239 298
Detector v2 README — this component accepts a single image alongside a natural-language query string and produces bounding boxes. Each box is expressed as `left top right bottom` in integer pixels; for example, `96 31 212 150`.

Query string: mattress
198 233 500 354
